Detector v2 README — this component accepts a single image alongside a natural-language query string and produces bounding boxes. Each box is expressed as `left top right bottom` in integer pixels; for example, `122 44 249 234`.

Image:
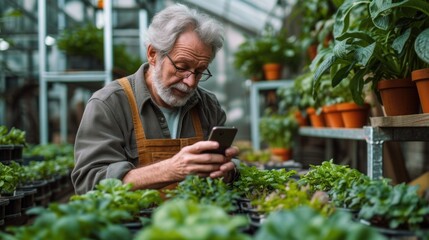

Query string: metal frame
299 126 429 179
38 0 113 144
249 80 294 150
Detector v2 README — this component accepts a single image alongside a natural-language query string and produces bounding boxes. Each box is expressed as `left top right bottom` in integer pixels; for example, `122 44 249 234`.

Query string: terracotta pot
412 68 429 113
306 107 326 128
307 44 318 61
270 147 292 161
336 102 370 128
263 63 282 80
377 78 420 116
322 104 344 128
294 110 309 127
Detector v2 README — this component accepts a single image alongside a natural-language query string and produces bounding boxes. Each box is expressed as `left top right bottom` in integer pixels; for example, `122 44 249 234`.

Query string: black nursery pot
360 219 429 239
0 145 13 162
0 198 10 227
11 145 23 161
16 188 37 212
18 180 51 207
1 192 24 226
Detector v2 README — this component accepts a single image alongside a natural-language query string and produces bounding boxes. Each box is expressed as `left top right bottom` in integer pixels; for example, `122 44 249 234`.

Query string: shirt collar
134 63 200 113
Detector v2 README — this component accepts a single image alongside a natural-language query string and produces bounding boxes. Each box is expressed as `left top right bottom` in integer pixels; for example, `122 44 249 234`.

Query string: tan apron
118 78 203 190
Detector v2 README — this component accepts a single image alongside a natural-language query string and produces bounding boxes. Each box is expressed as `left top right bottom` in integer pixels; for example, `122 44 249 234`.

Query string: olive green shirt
71 64 227 194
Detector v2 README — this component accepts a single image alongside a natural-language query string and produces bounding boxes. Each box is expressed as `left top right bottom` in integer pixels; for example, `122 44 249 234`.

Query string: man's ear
147 45 157 66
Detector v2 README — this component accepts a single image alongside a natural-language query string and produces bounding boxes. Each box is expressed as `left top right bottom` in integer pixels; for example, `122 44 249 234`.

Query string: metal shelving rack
299 126 429 179
38 0 113 144
249 80 293 150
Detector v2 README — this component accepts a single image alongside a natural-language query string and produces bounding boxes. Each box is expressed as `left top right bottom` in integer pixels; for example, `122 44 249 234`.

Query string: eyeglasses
166 54 212 82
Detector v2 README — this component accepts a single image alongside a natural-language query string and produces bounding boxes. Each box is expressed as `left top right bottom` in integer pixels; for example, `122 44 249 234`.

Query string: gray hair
145 3 224 61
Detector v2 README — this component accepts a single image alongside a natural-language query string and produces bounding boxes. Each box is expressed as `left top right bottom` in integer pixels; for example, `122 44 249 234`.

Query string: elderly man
71 3 239 194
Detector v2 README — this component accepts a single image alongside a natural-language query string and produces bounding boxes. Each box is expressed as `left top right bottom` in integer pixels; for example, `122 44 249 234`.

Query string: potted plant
165 175 239 213
232 164 297 203
292 69 327 127
57 23 141 76
358 180 429 236
289 0 344 63
252 179 334 216
254 26 300 80
233 36 265 81
0 125 26 164
312 0 429 116
0 161 24 226
259 109 299 161
238 149 272 165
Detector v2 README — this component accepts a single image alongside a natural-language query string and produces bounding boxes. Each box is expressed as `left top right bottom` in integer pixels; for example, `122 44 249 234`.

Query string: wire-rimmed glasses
166 54 212 82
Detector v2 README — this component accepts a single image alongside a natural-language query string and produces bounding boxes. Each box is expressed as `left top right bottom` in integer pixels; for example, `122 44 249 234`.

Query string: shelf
299 125 429 180
370 113 429 127
42 71 110 83
299 127 366 140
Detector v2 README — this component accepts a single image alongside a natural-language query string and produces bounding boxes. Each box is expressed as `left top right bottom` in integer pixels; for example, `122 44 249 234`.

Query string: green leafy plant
0 126 26 145
70 179 162 218
166 175 239 212
233 26 300 79
57 23 141 75
233 36 265 79
254 206 386 240
311 0 429 105
233 164 297 200
0 200 133 240
330 171 371 210
359 180 429 230
253 179 335 216
25 143 74 161
299 159 360 193
259 110 299 149
255 26 299 68
135 199 251 240
290 0 343 60
239 149 271 164
0 161 22 195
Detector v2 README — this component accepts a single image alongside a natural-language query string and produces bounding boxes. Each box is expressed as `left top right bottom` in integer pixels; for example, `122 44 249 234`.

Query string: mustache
171 82 194 93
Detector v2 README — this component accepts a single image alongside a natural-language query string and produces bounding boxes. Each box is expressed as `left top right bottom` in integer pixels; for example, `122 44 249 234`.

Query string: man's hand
167 141 239 181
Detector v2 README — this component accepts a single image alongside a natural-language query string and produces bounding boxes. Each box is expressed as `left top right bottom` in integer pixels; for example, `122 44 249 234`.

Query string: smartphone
205 126 238 155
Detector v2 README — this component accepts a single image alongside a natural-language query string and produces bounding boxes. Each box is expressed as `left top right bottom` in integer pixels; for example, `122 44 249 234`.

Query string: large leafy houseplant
311 0 429 105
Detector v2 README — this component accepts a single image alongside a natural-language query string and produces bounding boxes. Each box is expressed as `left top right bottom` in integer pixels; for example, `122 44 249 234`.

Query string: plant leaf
393 28 411 55
415 28 429 64
355 42 376 66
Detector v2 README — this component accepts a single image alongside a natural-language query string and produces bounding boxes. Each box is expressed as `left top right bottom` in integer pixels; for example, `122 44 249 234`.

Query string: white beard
152 62 195 107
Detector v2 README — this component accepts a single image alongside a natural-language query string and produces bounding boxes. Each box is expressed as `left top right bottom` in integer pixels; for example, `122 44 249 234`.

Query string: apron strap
118 78 146 161
191 109 203 138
